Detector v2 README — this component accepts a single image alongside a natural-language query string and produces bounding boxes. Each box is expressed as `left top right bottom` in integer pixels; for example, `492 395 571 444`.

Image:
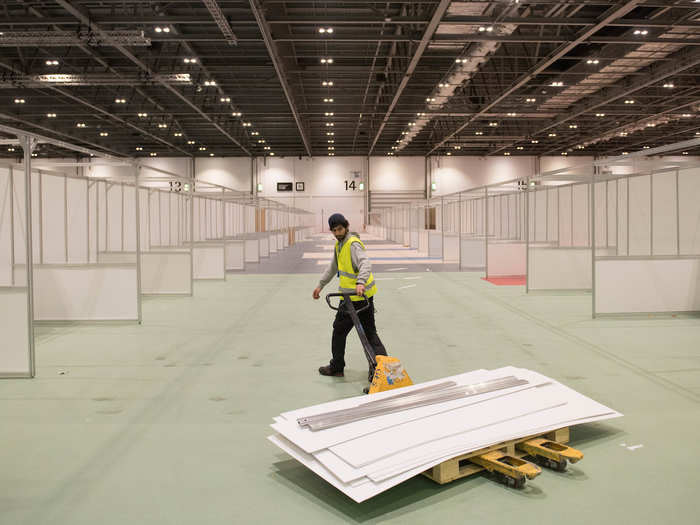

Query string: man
312 213 387 379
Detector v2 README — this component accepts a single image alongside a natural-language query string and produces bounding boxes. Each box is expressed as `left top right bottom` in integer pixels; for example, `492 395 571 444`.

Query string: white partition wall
485 183 527 279
0 163 33 377
594 161 700 316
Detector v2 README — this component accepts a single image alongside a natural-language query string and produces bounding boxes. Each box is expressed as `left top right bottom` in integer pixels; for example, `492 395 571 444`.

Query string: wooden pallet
422 427 570 485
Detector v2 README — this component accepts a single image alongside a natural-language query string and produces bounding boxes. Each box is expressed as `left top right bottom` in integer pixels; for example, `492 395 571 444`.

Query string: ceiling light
258 139 265 143
45 60 59 66
551 81 564 87
643 145 651 149
526 98 536 103
507 112 517 117
232 112 242 117
137 112 148 117
199 146 206 151
158 123 168 128
183 58 197 64
561 152 568 156
154 26 170 33
326 132 334 136
624 99 635 104
646 123 655 128
569 124 578 129
174 132 183 137
251 131 259 136
220 97 231 103
409 122 416 126
319 27 333 34
13 98 25 104
596 113 605 117
455 58 465 64
426 97 436 102
322 81 334 86
320 58 333 64
187 140 195 144
682 151 689 155
438 83 448 88
326 122 334 127
269 152 275 156
681 113 692 117
204 80 217 86
401 131 408 135
548 133 557 137
328 140 334 143
446 152 452 156
264 146 270 150
622 151 629 155
76 122 86 128
31 153 38 157
115 98 126 104
7 147 15 152
454 145 461 150
489 122 498 127
242 122 252 127
620 132 628 136
329 153 335 156
417 112 425 117
150 152 158 157
586 59 599 65
531 140 539 144
324 112 334 116
504 152 510 156
663 83 674 88
633 29 648 36
135 147 143 151
210 153 214 157
328 146 335 150
46 113 56 118
517 146 524 150
475 131 483 135
323 98 334 103
576 145 585 150
99 132 109 137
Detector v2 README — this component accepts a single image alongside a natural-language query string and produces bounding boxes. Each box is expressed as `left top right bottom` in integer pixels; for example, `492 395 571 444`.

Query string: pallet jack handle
325 293 377 369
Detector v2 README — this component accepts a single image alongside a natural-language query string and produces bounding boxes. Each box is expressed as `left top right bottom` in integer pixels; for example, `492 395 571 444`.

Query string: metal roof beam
248 0 312 156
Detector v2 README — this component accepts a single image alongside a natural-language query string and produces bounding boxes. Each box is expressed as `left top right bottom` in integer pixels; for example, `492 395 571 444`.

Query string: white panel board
487 242 526 277
443 233 459 263
628 175 651 256
106 183 123 251
141 251 191 294
679 168 700 255
558 186 572 247
652 171 677 256
66 177 88 263
0 288 30 375
33 265 137 320
572 184 589 247
595 258 700 314
0 170 11 285
193 244 225 280
528 247 591 290
460 238 485 270
41 174 66 263
259 234 270 257
225 240 245 270
244 239 259 263
123 185 137 252
427 231 442 257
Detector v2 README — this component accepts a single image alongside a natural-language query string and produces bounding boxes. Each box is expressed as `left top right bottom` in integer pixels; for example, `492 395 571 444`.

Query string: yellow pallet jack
326 293 413 394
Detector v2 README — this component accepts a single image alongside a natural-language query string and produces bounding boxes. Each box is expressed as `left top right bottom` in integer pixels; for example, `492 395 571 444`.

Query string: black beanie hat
328 213 348 229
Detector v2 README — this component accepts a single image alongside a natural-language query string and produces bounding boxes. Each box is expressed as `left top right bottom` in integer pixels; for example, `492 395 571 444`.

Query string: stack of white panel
268 366 621 502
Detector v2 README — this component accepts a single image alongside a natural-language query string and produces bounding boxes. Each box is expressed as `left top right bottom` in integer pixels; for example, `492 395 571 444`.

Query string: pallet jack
325 293 583 488
325 293 413 394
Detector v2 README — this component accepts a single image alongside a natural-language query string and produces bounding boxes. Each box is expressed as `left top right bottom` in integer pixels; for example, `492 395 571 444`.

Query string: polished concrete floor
2 234 699 524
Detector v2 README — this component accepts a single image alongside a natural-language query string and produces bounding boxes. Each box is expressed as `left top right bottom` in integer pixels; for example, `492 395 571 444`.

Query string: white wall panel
558 186 572 247
106 183 123 251
0 288 30 375
225 240 245 270
370 157 424 191
244 239 259 263
460 238 485 270
66 177 88 263
193 244 225 279
41 174 65 263
572 184 589 247
0 170 12 284
528 248 591 290
33 265 138 320
141 251 191 294
652 171 678 256
678 167 700 255
487 242 526 277
628 175 651 256
595 258 700 314
196 157 251 191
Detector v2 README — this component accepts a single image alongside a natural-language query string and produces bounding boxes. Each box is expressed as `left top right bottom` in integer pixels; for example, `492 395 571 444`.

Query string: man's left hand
355 284 365 297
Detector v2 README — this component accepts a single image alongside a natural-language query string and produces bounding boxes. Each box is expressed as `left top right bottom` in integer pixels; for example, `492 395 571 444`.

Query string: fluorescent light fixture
46 113 56 118
504 152 510 156
257 183 263 192
135 147 143 151
45 59 59 65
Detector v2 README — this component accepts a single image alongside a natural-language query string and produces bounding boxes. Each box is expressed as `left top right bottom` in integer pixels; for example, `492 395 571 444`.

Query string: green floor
2 271 700 524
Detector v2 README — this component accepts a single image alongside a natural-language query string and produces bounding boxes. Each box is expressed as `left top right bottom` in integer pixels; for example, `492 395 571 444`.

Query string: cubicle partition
485 182 527 279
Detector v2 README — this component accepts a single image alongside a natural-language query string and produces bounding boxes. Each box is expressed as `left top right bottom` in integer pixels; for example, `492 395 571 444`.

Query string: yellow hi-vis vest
336 236 376 301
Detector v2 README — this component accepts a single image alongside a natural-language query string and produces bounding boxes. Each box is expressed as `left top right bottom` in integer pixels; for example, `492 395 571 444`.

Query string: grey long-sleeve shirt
318 232 371 290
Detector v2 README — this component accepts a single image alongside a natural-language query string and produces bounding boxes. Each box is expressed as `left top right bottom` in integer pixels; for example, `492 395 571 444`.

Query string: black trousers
330 296 387 371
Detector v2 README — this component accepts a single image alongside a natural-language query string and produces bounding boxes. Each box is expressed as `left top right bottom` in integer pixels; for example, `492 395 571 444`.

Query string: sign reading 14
344 181 364 191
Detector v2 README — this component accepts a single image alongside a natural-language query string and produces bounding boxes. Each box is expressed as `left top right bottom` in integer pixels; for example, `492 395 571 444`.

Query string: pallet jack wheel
533 455 568 472
493 471 527 489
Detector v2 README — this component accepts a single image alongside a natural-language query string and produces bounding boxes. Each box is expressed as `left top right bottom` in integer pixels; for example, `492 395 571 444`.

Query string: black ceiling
0 1 699 159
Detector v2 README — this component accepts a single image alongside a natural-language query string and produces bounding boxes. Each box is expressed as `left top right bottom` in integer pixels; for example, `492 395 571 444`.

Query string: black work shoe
319 365 344 377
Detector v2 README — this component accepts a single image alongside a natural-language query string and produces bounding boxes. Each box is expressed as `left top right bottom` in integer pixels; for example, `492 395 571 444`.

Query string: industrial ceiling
0 1 699 159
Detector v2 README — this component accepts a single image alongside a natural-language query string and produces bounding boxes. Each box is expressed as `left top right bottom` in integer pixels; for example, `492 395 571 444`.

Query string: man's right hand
312 286 321 300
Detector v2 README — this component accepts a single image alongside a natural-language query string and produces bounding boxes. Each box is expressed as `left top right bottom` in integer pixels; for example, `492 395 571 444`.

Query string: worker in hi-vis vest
312 213 387 379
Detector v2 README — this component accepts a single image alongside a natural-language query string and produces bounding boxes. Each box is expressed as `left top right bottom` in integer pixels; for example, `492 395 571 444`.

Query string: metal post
134 164 143 324
649 173 654 257
222 188 227 277
158 190 162 246
64 176 68 262
9 166 15 285
21 135 36 377
86 178 90 262
105 182 109 253
189 182 194 296
38 170 43 264
570 185 574 247
121 183 125 252
484 187 489 279
626 177 629 256
591 174 596 319
441 196 445 261
525 181 530 293
458 192 462 271
676 170 681 256
96 181 100 262
605 180 609 248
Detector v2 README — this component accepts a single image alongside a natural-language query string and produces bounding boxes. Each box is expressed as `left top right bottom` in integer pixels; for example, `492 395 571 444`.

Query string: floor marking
398 284 417 290
403 276 422 280
620 443 644 451
387 267 408 271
